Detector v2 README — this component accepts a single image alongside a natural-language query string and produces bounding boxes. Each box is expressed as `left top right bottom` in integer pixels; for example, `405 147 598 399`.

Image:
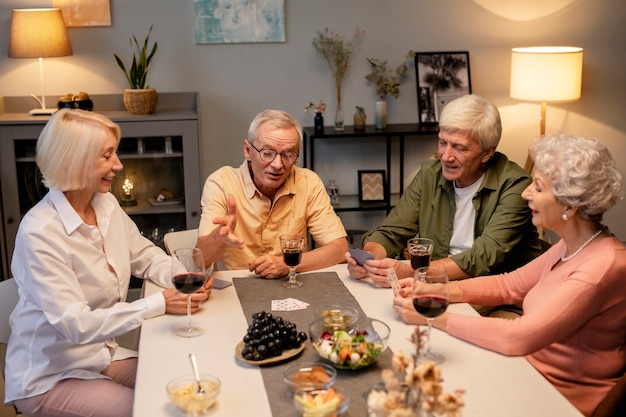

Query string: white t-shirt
449 174 485 255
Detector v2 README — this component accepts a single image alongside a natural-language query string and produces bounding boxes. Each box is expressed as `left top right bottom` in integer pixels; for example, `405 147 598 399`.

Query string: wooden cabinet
0 92 203 278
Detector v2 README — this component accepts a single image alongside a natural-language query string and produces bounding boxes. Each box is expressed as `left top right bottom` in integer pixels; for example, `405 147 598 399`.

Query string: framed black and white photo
358 170 387 204
415 51 471 124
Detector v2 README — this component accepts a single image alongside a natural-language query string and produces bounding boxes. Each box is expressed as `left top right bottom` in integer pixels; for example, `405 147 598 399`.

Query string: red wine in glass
413 295 449 318
284 249 302 267
173 272 205 294
410 250 431 269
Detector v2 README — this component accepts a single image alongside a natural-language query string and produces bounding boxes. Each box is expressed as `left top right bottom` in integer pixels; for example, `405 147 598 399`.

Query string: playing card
271 298 309 311
271 299 291 311
387 268 400 296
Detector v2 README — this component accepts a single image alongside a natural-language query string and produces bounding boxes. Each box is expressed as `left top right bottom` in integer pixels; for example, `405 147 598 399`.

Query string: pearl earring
562 213 569 221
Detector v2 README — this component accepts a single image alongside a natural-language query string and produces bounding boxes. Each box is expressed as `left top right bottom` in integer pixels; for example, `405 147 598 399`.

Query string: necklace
561 229 603 262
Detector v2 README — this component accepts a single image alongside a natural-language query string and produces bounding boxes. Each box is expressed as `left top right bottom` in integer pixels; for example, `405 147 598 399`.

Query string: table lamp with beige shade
8 8 73 116
509 46 583 173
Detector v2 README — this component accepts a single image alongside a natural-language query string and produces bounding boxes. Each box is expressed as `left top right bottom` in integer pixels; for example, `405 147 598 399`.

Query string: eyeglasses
248 141 299 164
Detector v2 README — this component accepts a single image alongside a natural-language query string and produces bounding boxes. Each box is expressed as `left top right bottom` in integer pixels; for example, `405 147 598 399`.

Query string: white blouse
5 189 172 403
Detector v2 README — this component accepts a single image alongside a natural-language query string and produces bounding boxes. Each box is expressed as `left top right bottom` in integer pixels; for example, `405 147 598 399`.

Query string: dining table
133 263 583 417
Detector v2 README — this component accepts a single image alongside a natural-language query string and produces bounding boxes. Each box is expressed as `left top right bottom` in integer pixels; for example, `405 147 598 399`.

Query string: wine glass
279 234 305 288
407 237 434 270
171 247 207 337
412 266 449 363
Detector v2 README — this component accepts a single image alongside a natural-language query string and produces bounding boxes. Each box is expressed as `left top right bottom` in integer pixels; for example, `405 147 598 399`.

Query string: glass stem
289 267 296 285
186 295 192 331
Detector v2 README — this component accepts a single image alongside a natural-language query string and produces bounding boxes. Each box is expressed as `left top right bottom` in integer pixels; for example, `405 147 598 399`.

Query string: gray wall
1 0 625 238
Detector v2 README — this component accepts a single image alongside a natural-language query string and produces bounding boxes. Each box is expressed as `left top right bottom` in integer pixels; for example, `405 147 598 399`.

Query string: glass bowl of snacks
309 317 390 370
283 361 337 391
294 386 350 417
314 305 359 332
166 374 220 414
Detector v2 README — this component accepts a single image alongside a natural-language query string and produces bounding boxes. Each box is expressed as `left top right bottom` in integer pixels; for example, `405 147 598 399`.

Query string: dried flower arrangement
312 27 365 110
365 51 416 100
304 100 327 114
366 327 465 417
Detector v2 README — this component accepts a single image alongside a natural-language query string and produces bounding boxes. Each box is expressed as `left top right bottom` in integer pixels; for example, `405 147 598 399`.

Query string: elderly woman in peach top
394 134 625 416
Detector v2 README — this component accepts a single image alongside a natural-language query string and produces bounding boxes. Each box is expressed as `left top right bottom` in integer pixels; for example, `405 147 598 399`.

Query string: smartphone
212 278 232 290
348 248 374 266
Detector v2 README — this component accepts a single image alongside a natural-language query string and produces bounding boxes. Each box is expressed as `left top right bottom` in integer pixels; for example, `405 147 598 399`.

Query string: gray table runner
233 272 393 417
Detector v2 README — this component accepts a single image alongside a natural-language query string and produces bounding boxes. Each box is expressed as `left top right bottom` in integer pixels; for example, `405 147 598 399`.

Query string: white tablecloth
133 264 583 417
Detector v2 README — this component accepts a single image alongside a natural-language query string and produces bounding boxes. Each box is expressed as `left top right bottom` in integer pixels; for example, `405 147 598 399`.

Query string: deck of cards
271 298 310 311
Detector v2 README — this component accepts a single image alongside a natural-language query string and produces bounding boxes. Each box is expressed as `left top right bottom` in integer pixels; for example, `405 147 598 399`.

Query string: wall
1 0 625 238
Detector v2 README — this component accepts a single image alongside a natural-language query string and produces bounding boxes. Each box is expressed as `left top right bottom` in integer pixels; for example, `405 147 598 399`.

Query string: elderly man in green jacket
347 94 542 289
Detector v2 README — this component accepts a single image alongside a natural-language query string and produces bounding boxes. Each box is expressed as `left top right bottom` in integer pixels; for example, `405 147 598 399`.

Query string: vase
375 100 387 129
354 110 366 130
314 112 324 134
334 105 344 131
326 180 340 205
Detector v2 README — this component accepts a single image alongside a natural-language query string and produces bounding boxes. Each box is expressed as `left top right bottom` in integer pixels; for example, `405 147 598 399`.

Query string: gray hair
530 134 623 222
247 109 303 150
36 109 121 191
438 94 502 151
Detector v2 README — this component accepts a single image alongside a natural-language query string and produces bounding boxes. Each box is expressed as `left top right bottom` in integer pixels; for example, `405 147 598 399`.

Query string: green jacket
363 152 542 276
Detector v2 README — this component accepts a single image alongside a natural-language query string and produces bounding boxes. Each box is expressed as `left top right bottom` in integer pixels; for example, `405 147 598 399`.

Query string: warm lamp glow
510 46 583 173
8 8 73 115
510 46 583 102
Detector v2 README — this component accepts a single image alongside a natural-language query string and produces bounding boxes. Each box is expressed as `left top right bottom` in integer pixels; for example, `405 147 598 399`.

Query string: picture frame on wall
415 51 471 125
358 170 387 205
53 0 112 27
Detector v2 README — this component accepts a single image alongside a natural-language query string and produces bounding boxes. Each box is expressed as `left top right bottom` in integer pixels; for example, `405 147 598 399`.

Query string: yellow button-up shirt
199 161 346 270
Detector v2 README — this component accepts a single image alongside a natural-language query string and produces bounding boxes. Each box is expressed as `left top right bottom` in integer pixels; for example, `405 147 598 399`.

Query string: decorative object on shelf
354 106 366 130
326 180 340 206
8 8 73 116
114 25 159 114
415 51 471 125
312 27 364 132
305 100 327 134
365 327 465 417
358 170 387 205
57 92 94 111
375 101 387 130
113 171 142 206
365 51 415 130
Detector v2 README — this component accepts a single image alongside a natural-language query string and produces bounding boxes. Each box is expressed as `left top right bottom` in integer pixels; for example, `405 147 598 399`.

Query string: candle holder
113 170 142 206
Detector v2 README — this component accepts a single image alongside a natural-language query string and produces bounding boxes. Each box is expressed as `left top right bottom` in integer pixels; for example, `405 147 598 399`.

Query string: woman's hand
162 276 213 315
393 294 426 325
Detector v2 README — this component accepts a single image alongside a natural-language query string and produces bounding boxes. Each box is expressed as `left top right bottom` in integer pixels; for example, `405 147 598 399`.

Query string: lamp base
29 108 58 116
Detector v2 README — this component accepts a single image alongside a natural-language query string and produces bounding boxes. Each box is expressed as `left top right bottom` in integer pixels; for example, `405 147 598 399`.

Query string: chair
591 372 626 417
163 228 199 256
1 278 27 417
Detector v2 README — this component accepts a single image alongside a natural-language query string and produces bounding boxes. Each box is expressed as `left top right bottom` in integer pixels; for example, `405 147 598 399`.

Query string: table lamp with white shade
8 8 73 116
509 46 583 173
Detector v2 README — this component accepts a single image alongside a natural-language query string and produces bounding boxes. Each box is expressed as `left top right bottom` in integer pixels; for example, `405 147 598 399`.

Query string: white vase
375 100 387 129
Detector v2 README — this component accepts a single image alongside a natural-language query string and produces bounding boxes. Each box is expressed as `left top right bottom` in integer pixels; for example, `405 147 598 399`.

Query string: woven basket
123 88 158 114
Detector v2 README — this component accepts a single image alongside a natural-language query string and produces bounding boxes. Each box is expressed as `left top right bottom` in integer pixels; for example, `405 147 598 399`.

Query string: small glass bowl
309 317 390 370
166 374 220 414
283 361 337 391
293 386 350 417
314 305 359 332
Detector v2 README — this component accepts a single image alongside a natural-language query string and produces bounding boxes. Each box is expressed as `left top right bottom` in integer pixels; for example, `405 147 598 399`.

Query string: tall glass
280 234 305 288
412 266 449 363
171 247 207 337
407 237 434 270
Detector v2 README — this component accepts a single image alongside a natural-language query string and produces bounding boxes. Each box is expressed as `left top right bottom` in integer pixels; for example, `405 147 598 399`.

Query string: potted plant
114 25 158 114
365 51 415 129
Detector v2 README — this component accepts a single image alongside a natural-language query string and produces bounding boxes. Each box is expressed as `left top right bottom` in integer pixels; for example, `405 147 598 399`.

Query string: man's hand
211 195 244 249
248 255 288 279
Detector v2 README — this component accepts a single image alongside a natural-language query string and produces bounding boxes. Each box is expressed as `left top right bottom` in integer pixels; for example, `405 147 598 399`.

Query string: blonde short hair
36 109 121 191
438 94 502 151
530 134 623 221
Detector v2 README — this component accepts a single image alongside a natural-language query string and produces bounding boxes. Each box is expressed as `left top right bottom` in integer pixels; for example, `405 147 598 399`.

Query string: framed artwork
415 51 471 125
194 0 286 44
358 170 387 204
53 0 111 27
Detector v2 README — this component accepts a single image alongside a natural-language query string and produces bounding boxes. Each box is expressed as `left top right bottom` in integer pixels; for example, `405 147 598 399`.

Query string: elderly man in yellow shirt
196 109 348 278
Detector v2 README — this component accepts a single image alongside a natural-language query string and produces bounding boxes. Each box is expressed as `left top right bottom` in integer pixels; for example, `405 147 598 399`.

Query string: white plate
148 197 184 206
